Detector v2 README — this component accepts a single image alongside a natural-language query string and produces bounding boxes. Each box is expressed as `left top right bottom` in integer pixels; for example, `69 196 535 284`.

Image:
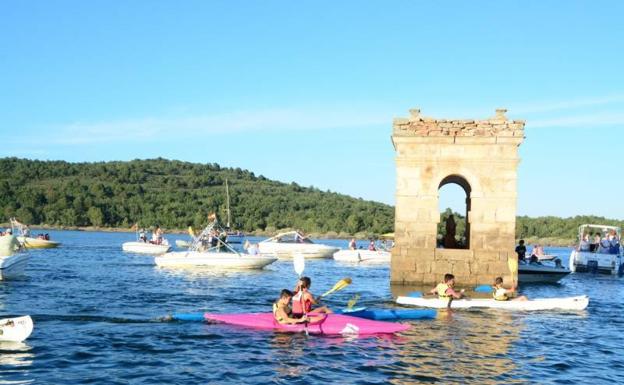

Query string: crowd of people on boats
348 238 393 251
138 226 167 245
578 231 621 254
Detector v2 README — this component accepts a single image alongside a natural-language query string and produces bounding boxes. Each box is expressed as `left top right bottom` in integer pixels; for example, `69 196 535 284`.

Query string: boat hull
17 236 60 249
258 244 338 259
337 308 436 320
203 312 410 335
175 240 192 248
396 295 589 311
569 250 622 275
0 254 29 280
519 263 571 283
333 250 391 263
122 242 171 254
0 316 33 342
155 251 277 269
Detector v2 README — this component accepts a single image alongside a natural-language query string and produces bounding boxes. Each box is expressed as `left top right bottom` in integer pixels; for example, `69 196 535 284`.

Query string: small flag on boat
188 226 195 237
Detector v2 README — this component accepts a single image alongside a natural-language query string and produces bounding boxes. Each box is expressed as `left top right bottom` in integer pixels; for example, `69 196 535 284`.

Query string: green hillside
0 157 394 235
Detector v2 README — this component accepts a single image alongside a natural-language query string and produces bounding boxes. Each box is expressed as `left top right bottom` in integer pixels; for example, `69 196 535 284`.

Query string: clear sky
1 1 623 218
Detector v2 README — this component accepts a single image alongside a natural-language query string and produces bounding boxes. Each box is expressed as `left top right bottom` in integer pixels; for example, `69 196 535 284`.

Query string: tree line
1 157 622 239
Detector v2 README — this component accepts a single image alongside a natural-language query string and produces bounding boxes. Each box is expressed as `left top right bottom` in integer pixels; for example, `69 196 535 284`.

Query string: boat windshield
577 224 621 255
274 232 314 244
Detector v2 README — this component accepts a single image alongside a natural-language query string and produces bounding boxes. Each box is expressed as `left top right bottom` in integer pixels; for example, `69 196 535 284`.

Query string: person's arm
306 292 319 306
447 287 465 299
429 286 438 295
275 308 306 324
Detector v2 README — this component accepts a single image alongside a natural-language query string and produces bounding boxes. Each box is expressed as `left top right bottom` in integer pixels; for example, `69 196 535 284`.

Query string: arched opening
438 175 471 249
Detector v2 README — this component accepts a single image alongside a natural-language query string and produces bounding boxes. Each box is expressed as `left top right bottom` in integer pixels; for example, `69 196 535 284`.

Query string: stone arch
391 108 525 286
438 174 471 249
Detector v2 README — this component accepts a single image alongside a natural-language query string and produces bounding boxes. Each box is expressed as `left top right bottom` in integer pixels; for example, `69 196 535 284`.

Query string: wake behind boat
396 294 589 311
258 231 339 259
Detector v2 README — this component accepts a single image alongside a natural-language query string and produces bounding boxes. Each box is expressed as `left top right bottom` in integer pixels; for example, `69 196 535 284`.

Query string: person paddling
273 289 308 325
292 277 332 317
492 277 528 301
429 273 465 300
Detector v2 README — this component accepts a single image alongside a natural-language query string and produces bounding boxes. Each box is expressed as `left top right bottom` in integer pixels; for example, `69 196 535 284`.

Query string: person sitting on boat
515 240 527 262
368 239 376 251
609 232 620 254
348 238 357 250
292 277 332 317
529 245 544 264
139 228 147 243
429 273 465 300
492 277 528 301
599 235 612 254
217 231 227 252
590 233 601 252
579 234 591 252
273 289 308 325
22 225 31 237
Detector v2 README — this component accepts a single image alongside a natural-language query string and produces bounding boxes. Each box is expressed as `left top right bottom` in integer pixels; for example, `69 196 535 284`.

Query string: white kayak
122 241 171 254
333 249 391 263
155 251 278 269
396 295 589 311
0 316 34 342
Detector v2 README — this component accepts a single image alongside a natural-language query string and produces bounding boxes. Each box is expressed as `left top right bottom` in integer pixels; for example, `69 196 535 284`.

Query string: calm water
1 230 623 384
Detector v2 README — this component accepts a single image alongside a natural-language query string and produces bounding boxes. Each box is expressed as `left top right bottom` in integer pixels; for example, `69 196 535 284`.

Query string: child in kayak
429 273 465 300
273 289 308 325
492 277 528 301
292 277 332 316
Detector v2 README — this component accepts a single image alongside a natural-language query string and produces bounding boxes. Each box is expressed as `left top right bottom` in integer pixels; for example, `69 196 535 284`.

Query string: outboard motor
587 260 599 274
618 262 624 277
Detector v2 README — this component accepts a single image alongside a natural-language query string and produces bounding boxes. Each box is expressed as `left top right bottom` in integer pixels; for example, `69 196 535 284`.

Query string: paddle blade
188 226 195 237
474 285 493 293
346 294 360 309
321 277 352 298
508 256 518 274
293 253 305 277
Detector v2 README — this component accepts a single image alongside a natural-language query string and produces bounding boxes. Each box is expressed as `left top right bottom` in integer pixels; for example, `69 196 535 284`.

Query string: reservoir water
1 230 622 384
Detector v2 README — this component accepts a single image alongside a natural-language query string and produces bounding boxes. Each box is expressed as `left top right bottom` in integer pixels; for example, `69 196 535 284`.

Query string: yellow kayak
17 236 61 249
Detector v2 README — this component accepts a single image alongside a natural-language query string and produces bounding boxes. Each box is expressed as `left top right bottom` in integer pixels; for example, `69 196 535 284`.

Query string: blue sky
1 1 623 218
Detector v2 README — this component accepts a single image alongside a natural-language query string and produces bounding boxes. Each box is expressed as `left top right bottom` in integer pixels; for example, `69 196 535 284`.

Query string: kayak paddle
319 278 352 299
293 253 305 277
346 294 360 310
508 255 519 287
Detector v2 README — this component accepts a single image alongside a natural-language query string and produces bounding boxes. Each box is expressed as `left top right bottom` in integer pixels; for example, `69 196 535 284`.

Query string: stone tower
391 108 525 286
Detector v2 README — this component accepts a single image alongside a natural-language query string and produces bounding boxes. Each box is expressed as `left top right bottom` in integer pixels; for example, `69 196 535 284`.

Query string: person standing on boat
348 238 357 250
429 274 465 300
492 277 528 301
368 239 376 251
152 226 163 245
515 240 527 262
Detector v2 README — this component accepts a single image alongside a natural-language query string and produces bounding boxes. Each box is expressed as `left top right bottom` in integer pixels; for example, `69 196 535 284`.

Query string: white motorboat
0 235 29 280
175 239 192 248
122 240 171 254
396 294 589 311
155 251 277 269
333 249 391 263
0 316 34 342
519 260 571 283
258 231 339 259
569 224 623 275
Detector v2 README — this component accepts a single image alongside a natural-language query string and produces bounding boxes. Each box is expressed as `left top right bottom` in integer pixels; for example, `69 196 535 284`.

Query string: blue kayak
337 307 436 321
172 312 205 322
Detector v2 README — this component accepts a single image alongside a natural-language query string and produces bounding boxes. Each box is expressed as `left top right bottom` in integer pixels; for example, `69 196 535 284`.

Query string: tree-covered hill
0 157 394 234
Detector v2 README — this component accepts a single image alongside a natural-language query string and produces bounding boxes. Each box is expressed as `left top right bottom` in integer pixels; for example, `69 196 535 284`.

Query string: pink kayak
204 312 410 335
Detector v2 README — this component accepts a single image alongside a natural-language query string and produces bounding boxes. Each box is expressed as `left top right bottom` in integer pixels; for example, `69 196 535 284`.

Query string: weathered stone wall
391 108 525 286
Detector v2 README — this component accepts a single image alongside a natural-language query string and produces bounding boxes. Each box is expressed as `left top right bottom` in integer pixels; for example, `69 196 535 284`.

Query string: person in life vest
492 277 528 301
429 273 465 300
292 277 332 319
273 289 308 325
